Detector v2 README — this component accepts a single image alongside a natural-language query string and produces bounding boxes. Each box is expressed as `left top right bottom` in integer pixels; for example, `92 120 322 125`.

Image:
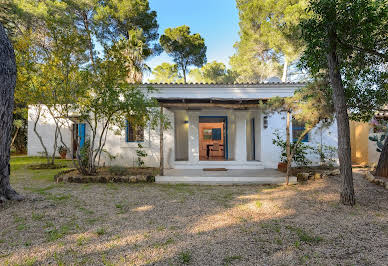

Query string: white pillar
235 112 247 162
188 111 199 163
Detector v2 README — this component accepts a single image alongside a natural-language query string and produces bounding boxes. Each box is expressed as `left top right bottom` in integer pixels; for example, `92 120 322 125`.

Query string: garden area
0 157 387 265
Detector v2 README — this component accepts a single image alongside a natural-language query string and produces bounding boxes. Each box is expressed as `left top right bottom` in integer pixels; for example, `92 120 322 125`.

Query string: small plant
369 121 387 152
58 145 68 159
108 165 128 176
96 228 106 236
222 255 242 265
136 143 147 168
178 251 192 264
78 139 90 172
272 131 312 166
314 144 337 166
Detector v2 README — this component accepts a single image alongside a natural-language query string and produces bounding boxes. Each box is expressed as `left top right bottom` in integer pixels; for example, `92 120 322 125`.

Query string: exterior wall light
263 116 268 129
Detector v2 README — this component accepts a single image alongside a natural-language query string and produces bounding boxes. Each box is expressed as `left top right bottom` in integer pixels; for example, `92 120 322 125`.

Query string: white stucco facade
27 83 339 170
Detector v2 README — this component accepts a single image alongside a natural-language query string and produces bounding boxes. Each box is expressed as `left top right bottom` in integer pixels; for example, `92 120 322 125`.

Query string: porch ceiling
157 98 268 110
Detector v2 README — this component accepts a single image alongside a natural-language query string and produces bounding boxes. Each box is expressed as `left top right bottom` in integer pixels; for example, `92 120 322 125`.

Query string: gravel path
1 166 387 265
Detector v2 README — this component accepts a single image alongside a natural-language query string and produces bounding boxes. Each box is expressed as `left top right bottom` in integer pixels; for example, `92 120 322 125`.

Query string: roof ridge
137 82 305 86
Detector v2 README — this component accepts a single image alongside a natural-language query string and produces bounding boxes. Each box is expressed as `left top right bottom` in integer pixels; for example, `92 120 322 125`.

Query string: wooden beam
159 105 164 176
160 103 263 109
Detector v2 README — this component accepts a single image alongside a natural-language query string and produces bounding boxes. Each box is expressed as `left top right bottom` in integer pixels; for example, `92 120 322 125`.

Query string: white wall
27 105 72 158
260 111 338 168
97 107 175 168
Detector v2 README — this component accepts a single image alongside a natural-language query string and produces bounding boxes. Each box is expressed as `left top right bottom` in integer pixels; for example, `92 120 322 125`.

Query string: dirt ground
1 157 387 265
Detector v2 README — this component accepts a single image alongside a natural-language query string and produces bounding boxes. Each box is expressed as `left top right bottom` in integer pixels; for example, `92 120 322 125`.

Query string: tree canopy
189 61 236 84
231 0 308 82
300 0 388 122
160 25 207 83
149 62 182 83
300 0 388 205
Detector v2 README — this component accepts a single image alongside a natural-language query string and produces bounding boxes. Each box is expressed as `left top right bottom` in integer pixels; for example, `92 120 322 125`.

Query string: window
211 128 222 140
126 120 144 142
292 119 309 142
203 129 212 140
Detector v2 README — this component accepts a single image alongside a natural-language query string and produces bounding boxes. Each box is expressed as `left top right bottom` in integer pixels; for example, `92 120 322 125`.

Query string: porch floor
155 169 297 185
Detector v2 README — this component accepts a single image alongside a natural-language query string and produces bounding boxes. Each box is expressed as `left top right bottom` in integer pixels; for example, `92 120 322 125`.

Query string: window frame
292 119 309 143
125 120 145 143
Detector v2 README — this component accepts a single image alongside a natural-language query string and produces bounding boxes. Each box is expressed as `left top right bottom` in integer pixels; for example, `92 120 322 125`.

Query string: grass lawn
1 157 387 265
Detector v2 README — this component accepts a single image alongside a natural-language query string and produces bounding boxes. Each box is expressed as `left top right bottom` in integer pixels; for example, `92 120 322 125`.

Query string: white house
27 82 338 182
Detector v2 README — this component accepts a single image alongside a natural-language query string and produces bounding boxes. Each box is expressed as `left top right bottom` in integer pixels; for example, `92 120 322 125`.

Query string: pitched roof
139 82 305 87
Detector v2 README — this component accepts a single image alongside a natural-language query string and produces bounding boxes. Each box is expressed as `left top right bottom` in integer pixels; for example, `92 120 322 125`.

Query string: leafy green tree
6 0 162 172
229 37 282 83
149 62 182 83
160 25 207 83
268 80 334 184
300 0 387 205
76 44 160 175
233 0 308 81
189 61 237 83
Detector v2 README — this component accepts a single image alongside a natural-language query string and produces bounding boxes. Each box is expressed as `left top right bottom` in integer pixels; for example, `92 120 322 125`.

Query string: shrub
314 144 337 166
108 165 128 176
58 145 68 154
272 132 312 166
136 143 147 167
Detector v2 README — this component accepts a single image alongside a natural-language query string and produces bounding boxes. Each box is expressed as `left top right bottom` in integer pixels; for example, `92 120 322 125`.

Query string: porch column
188 111 199 163
235 112 247 162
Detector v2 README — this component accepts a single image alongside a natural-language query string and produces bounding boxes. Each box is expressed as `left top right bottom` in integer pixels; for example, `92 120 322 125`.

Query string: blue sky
145 0 240 79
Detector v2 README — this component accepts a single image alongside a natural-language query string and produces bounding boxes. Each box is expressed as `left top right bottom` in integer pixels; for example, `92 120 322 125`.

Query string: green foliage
178 251 192 264
96 228 106 236
314 144 337 166
108 165 128 176
149 62 182 83
300 0 388 122
189 61 236 83
369 122 387 153
57 145 67 155
160 25 207 82
231 0 308 82
272 131 312 166
78 140 90 171
136 143 147 168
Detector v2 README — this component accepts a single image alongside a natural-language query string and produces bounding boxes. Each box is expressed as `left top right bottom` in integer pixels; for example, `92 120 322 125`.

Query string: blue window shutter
78 123 86 148
125 120 129 142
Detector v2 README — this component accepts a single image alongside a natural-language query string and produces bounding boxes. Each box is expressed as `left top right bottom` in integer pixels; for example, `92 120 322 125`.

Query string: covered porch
161 98 265 170
150 83 302 184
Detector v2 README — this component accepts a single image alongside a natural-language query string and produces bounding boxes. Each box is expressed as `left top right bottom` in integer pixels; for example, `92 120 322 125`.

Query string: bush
272 131 312 166
108 165 128 176
136 143 147 168
58 145 68 154
314 144 337 166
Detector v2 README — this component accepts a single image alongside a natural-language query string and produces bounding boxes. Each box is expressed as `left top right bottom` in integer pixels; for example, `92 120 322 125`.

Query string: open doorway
199 116 228 160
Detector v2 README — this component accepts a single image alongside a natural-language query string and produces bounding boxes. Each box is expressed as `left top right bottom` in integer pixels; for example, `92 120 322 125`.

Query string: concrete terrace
156 169 297 185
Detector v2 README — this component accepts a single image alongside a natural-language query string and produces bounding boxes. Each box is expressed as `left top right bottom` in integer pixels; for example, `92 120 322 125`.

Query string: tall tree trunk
0 24 23 202
10 127 19 147
376 137 388 177
159 105 164 176
327 28 355 206
286 111 291 185
182 68 187 84
282 58 288 82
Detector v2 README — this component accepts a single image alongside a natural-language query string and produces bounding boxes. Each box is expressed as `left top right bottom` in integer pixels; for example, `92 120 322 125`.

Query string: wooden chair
210 143 220 158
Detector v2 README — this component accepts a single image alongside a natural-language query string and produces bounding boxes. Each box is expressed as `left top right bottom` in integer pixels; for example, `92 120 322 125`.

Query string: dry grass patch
1 159 387 265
